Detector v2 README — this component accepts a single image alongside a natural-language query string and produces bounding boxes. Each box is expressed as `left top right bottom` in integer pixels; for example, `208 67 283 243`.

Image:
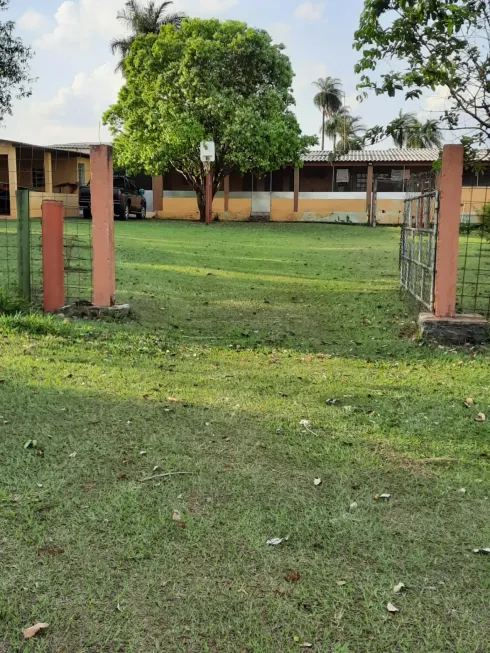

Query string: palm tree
324 107 350 154
325 109 366 190
386 110 419 148
336 114 366 154
407 119 443 148
386 111 442 148
111 0 185 72
313 77 343 150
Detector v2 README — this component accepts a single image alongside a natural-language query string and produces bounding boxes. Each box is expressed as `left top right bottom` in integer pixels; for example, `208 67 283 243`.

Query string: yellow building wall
376 199 404 225
295 198 368 224
159 197 200 220
30 192 80 218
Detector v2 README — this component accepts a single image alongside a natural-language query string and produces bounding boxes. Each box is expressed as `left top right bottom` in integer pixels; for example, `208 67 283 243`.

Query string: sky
2 0 449 148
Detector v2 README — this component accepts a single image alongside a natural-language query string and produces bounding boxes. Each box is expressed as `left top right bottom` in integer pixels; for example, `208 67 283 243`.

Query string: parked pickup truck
79 176 147 220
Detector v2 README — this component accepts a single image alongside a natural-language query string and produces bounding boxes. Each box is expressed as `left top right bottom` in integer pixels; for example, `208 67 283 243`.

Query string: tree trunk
331 135 337 192
197 188 206 222
321 111 325 151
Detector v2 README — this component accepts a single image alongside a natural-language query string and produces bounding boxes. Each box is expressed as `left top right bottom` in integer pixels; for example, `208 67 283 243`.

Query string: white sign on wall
200 141 215 163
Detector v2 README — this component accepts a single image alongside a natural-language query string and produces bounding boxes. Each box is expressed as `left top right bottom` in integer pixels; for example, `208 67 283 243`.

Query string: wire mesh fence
64 218 93 304
399 172 439 311
458 185 490 318
0 218 18 294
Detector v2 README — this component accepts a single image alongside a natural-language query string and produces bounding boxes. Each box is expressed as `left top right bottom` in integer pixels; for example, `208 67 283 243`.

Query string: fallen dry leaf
476 413 486 423
172 510 182 521
23 623 49 639
393 582 405 594
464 398 474 408
336 580 347 586
301 644 312 649
273 588 285 596
313 477 322 486
387 603 399 613
284 571 301 583
266 536 289 546
349 502 358 511
167 397 178 403
177 520 187 529
375 493 391 501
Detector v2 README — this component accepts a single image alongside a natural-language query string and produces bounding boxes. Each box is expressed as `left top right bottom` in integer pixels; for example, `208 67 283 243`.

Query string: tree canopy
354 0 490 146
105 18 316 220
0 0 33 124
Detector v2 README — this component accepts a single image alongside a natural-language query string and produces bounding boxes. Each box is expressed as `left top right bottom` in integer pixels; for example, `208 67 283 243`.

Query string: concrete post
90 145 115 307
294 168 299 213
152 175 163 214
44 152 53 193
42 201 65 312
433 145 464 318
224 175 230 213
366 164 373 225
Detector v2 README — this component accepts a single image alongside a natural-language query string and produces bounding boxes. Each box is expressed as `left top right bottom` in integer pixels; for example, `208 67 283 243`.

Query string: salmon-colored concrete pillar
224 175 230 212
152 176 163 214
42 201 65 312
434 144 464 318
294 168 299 213
91 145 115 307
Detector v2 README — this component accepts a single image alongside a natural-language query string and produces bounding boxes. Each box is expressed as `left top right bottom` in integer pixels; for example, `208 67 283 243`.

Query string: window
78 163 86 187
32 168 45 189
355 173 367 192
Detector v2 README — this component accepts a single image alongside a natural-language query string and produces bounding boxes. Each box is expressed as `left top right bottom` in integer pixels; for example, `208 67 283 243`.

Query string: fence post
16 190 30 301
152 176 163 215
366 164 373 226
90 145 115 307
42 201 65 312
433 145 464 318
294 168 299 213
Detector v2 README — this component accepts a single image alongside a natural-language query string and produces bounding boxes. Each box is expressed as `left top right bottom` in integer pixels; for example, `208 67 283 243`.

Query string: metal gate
400 172 439 311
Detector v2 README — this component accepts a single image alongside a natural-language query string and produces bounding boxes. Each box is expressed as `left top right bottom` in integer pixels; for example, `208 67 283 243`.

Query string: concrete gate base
419 313 489 345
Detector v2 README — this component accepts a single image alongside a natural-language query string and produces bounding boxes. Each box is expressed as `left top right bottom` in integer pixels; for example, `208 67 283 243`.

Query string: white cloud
34 0 124 50
195 0 239 11
294 1 326 21
17 10 48 31
423 85 451 114
3 63 123 145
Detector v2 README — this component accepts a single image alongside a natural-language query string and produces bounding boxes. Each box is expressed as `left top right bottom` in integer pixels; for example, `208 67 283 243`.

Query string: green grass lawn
1 221 490 653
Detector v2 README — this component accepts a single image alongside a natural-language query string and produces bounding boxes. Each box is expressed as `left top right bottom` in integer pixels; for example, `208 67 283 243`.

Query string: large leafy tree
312 77 343 150
0 0 33 124
105 19 316 221
111 0 185 72
354 0 490 146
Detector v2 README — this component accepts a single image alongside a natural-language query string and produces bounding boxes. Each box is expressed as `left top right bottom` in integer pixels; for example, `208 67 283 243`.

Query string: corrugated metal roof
0 139 90 157
304 149 442 163
50 142 111 154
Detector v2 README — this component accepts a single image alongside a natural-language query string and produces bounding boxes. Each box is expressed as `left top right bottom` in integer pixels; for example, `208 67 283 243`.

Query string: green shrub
0 312 72 336
0 287 28 314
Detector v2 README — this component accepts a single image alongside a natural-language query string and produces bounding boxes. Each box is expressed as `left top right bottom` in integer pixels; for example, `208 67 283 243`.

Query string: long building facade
148 148 490 225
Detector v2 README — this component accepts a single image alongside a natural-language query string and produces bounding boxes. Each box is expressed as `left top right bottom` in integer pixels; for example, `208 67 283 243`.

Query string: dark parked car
79 176 147 220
